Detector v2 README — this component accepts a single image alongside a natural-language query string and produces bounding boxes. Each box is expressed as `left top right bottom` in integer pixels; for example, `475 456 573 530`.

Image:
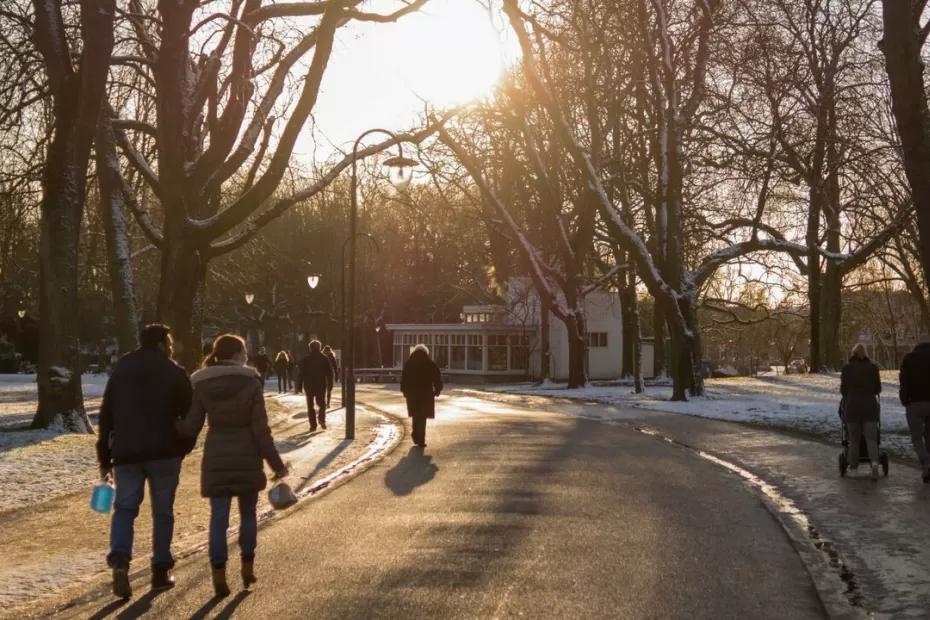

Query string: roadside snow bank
473 372 915 458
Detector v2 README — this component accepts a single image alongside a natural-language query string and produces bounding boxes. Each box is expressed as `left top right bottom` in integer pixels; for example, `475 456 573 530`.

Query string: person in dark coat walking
288 349 299 394
840 343 882 480
250 347 272 386
401 344 443 448
322 344 338 406
297 340 334 430
177 334 288 597
274 350 290 393
899 335 930 483
96 324 194 599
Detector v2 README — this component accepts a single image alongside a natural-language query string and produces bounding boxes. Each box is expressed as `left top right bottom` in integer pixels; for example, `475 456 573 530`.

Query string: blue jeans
109 457 182 569
209 493 259 567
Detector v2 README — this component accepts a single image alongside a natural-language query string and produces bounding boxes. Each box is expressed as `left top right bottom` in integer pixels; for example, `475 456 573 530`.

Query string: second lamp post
343 129 418 440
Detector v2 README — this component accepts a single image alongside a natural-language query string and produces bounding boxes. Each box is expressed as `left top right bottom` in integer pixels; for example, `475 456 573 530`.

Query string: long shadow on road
384 446 439 496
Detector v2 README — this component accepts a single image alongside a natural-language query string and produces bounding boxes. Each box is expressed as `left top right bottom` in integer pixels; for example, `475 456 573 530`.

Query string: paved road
54 388 824 619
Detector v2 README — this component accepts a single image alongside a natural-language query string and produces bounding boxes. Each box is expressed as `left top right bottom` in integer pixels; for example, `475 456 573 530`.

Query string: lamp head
245 293 254 305
383 155 419 192
307 275 320 290
17 309 25 319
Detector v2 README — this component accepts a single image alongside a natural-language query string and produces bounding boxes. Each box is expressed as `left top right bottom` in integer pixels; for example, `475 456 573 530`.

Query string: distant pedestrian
840 343 882 481
288 349 299 394
177 334 288 597
401 344 443 448
900 335 930 483
274 350 290 393
96 324 195 599
297 340 334 430
322 344 338 407
251 347 272 386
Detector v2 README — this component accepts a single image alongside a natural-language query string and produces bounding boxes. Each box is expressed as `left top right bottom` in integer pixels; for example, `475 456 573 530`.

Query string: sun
398 0 517 106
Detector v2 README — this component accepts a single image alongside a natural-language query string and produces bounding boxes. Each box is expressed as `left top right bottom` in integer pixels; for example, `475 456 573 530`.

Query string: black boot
151 566 176 591
112 566 132 599
212 565 231 597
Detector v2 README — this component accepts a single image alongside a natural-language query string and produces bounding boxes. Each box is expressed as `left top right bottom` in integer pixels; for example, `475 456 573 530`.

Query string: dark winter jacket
900 342 930 406
96 348 194 467
401 350 443 419
297 350 334 396
251 353 272 375
840 356 881 423
273 352 289 375
177 363 285 497
324 351 338 381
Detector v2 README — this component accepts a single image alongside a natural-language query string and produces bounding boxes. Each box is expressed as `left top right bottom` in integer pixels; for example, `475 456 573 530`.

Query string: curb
33 405 405 619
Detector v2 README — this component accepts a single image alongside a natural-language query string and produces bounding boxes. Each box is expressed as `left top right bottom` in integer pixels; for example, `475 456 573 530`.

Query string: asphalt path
57 389 824 619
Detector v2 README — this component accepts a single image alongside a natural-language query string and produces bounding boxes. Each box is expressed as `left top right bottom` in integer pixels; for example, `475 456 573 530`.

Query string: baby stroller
837 397 889 477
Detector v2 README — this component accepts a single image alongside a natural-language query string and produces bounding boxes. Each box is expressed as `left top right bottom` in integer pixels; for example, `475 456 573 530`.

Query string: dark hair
309 339 322 353
202 334 246 368
140 324 172 350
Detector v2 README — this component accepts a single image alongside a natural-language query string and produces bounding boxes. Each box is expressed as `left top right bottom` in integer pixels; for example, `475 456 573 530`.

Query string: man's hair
309 339 322 353
140 324 172 350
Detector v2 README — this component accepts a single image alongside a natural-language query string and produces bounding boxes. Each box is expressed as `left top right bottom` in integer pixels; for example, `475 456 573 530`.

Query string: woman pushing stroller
840 343 882 481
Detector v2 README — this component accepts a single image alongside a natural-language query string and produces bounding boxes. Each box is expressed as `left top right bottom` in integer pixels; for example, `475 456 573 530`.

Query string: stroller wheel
839 452 848 477
880 452 889 477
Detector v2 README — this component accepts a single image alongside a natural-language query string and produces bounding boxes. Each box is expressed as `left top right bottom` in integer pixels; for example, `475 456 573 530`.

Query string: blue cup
91 482 114 514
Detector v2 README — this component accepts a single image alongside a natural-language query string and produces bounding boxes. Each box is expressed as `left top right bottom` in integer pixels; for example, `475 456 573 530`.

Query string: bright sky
295 0 519 163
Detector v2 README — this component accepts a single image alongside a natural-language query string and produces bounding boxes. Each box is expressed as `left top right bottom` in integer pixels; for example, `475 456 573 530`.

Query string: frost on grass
480 372 916 458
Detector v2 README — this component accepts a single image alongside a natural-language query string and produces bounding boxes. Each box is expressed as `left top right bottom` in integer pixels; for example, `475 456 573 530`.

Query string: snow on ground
474 371 917 459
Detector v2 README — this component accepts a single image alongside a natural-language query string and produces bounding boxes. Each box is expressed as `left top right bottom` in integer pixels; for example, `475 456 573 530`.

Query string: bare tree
30 0 116 431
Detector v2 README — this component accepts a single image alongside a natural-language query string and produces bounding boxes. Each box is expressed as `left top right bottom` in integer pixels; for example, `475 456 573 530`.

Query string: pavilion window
488 334 508 370
450 334 467 369
467 334 483 370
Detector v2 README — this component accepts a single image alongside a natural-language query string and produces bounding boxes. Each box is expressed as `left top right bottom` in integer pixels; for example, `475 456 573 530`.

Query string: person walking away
251 347 272 386
401 344 443 448
288 349 299 393
96 324 195 599
900 335 930 483
841 343 882 481
177 335 288 597
322 345 338 407
274 350 290 394
297 340 334 430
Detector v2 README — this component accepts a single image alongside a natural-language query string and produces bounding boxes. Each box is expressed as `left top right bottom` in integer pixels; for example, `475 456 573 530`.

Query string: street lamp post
344 129 418 440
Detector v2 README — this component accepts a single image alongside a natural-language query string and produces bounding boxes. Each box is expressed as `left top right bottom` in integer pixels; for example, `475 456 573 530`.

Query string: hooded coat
178 363 285 497
840 356 881 424
401 349 443 419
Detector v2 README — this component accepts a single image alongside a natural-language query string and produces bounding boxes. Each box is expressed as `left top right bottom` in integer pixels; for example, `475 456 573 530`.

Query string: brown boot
211 565 230 597
241 559 257 588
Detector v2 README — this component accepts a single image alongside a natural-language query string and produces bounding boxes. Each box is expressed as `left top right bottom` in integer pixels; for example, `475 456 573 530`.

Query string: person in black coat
900 336 930 483
250 347 272 386
322 344 338 406
96 324 194 598
273 350 290 393
400 344 443 448
840 343 882 480
297 340 334 430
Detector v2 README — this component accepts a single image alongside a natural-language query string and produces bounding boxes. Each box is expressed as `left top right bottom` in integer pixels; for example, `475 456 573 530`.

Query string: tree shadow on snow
384 446 439 496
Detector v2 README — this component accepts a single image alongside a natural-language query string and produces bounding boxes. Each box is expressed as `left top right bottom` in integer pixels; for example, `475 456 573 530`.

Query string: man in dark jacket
297 340 334 430
96 324 194 598
900 336 930 483
250 347 272 386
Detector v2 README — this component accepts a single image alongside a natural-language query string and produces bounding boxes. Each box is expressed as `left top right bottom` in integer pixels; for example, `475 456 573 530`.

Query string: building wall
533 290 623 381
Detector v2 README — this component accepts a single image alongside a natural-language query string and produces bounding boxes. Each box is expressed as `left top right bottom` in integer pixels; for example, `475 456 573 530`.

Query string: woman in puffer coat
178 334 288 596
401 344 443 448
840 343 882 480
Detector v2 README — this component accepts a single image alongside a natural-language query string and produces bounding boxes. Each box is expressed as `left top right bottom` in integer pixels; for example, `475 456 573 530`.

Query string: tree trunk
31 0 115 432
539 296 551 382
96 108 140 354
620 278 637 378
821 264 843 370
653 303 667 378
156 244 206 371
881 2 930 294
565 312 587 389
